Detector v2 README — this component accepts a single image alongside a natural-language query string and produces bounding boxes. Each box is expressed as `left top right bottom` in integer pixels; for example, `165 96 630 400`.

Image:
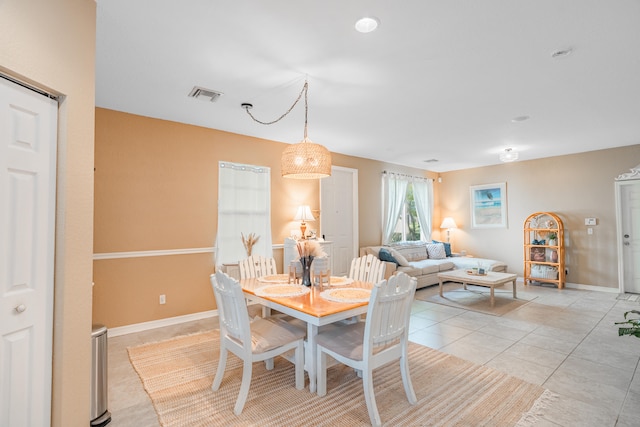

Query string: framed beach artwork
470 182 507 228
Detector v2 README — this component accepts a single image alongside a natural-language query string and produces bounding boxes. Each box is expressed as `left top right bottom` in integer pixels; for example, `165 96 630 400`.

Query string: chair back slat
349 254 386 283
364 272 416 353
212 271 252 349
239 255 278 279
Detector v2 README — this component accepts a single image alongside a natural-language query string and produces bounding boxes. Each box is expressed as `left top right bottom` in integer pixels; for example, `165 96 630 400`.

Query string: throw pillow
388 248 410 266
426 243 447 259
432 239 452 257
378 248 399 265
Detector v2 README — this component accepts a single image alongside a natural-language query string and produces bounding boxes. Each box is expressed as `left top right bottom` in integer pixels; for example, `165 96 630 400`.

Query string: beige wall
93 108 434 327
438 145 640 289
1 0 96 425
94 107 640 329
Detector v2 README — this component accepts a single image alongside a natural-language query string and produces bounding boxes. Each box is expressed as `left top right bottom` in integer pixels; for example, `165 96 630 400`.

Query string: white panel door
320 166 358 277
619 180 640 293
0 77 58 426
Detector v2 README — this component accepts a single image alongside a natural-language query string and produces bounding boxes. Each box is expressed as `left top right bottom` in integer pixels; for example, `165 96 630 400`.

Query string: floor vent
188 86 223 102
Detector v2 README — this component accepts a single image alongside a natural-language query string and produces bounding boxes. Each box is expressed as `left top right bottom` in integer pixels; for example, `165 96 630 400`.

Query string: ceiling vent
188 86 223 102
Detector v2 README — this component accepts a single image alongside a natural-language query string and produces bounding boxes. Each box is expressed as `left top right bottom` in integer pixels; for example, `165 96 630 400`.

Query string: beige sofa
360 242 507 289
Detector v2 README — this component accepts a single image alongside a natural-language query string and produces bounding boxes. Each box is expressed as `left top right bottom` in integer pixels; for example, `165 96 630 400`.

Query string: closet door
0 77 58 426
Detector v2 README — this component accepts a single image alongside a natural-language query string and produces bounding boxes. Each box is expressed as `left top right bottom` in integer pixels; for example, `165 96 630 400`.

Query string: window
391 184 421 242
382 173 433 245
215 162 272 265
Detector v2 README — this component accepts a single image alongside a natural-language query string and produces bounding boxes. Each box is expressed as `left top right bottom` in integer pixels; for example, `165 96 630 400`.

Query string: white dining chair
316 272 417 427
349 253 386 284
239 255 278 280
210 271 306 415
238 255 278 318
343 254 387 324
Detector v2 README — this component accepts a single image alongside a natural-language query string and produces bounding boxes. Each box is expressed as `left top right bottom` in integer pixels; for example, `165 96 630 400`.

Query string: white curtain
215 162 273 266
412 177 434 241
381 172 408 245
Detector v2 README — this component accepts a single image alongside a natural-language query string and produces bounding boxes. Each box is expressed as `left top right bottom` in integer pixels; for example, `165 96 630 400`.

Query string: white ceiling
95 0 640 172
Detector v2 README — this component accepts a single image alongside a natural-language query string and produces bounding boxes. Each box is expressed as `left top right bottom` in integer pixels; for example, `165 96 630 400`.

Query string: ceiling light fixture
355 16 379 33
500 148 519 162
241 80 331 179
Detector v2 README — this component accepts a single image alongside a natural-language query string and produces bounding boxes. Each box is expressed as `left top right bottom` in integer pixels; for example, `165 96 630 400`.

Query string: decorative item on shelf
296 240 327 287
531 239 546 245
294 205 315 240
550 250 559 263
548 232 557 246
241 80 331 179
530 247 545 262
440 217 458 243
241 232 260 256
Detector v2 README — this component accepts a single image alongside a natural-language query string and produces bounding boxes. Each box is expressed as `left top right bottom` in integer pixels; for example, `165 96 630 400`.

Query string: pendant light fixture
242 80 331 179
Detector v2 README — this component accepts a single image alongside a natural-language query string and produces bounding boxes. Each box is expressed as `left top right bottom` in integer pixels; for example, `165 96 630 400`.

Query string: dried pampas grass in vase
241 232 260 257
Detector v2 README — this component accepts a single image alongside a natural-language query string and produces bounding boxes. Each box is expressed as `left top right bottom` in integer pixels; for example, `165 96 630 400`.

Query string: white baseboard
107 309 218 337
564 282 619 293
516 276 619 293
106 301 264 337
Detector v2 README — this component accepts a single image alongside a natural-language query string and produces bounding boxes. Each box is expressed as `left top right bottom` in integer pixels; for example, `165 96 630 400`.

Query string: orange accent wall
93 108 434 328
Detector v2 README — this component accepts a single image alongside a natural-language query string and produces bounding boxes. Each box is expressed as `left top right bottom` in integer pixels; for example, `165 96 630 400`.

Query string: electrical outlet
159 294 166 304
565 268 569 276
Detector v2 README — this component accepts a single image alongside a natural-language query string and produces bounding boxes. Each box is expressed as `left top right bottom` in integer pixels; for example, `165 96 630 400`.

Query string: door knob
624 234 630 238
14 304 26 313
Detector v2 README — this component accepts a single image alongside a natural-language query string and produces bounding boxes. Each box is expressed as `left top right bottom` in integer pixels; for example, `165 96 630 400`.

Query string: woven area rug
128 330 556 426
415 283 537 316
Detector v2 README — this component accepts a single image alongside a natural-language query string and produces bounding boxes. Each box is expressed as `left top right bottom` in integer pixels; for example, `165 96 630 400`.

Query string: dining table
239 275 373 393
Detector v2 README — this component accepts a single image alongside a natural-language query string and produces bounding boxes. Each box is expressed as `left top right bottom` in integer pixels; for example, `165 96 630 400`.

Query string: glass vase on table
300 256 314 287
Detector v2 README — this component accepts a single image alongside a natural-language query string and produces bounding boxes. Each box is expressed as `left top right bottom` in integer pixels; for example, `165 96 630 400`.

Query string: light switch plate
585 218 597 226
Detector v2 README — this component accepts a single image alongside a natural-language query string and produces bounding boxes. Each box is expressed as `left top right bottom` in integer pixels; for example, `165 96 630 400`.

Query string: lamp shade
440 217 457 229
294 205 315 222
281 139 332 179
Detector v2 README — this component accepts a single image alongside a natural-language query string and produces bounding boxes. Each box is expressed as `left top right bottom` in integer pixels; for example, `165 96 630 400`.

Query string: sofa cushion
432 240 452 257
378 248 399 265
410 258 455 274
426 243 447 259
392 243 428 262
449 257 507 272
396 265 422 277
388 248 410 266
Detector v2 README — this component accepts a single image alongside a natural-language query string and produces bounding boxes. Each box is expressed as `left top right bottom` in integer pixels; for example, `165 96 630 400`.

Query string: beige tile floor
106 282 640 426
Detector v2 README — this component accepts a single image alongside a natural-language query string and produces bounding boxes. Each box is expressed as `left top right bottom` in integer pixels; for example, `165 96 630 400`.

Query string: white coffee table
437 270 518 306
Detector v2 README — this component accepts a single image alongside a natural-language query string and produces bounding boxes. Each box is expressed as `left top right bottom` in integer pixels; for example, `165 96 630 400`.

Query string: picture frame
470 182 507 228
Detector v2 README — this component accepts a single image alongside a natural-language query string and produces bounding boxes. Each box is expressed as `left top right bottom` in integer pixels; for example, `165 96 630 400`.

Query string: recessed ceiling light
423 159 439 163
551 48 573 59
355 17 379 33
511 115 530 123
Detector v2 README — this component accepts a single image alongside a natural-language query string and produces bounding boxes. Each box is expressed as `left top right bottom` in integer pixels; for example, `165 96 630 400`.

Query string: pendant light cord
243 81 309 135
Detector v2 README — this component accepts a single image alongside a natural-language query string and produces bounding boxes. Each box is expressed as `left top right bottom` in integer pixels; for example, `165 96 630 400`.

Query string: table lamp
440 217 458 243
294 205 315 239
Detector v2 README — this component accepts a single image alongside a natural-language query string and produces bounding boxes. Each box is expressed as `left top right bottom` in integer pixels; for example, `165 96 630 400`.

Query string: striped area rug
128 330 555 426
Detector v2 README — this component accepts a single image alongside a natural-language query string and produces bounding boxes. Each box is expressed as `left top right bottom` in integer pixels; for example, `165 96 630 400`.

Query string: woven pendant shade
281 138 332 179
